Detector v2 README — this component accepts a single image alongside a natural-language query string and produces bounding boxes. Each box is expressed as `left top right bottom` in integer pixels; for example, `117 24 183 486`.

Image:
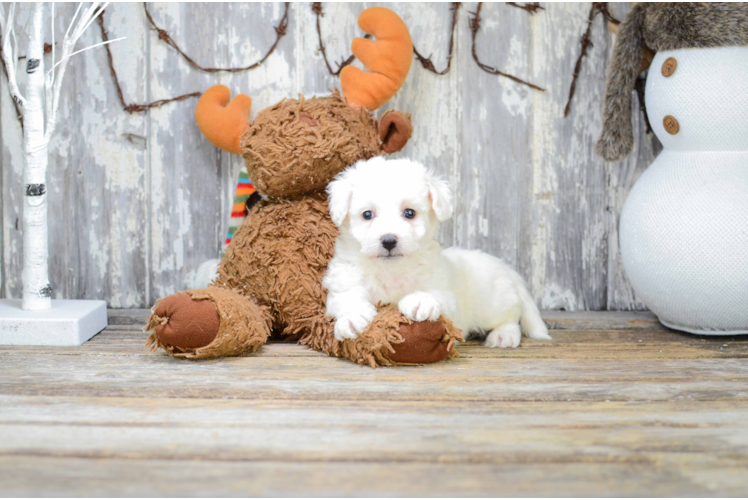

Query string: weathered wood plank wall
0 2 658 310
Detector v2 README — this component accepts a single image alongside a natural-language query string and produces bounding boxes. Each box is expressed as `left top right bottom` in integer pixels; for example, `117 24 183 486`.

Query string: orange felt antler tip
195 85 252 155
341 7 413 111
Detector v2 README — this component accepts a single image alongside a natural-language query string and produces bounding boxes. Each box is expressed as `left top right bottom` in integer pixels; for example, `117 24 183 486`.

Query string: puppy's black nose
381 234 398 251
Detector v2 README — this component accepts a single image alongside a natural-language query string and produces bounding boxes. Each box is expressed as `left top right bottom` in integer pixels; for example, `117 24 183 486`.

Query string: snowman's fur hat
597 3 748 162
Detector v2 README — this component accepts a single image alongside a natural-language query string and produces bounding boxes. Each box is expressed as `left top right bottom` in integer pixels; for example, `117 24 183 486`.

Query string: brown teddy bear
145 7 463 367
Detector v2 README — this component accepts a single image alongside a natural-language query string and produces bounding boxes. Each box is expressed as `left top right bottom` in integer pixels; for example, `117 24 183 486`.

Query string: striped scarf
223 166 256 254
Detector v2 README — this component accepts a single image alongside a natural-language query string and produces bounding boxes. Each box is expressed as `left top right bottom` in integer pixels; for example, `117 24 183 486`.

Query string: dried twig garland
97 13 199 113
312 2 370 76
594 2 619 24
469 2 545 91
507 2 545 15
412 2 461 75
564 2 602 117
563 2 651 133
5 2 650 129
564 2 623 117
98 2 290 113
145 2 290 74
5 1 546 118
313 2 461 77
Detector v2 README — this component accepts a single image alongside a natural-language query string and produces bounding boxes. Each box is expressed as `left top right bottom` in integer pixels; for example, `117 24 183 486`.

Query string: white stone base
0 299 107 346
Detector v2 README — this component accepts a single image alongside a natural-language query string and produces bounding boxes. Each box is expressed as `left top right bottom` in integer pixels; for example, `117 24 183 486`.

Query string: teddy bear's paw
150 292 220 349
398 292 442 322
334 304 378 341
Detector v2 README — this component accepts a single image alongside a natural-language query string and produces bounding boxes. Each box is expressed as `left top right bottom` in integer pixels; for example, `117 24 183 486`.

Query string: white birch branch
1 3 27 108
45 1 54 121
45 1 111 142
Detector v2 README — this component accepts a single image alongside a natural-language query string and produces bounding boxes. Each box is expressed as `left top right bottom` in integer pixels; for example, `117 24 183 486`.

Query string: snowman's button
661 57 677 77
663 115 680 135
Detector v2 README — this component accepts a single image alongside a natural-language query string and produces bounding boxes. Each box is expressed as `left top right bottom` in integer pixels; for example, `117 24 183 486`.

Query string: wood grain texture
1 320 748 496
2 397 748 464
2 328 748 402
1 3 660 310
105 307 665 329
4 457 746 497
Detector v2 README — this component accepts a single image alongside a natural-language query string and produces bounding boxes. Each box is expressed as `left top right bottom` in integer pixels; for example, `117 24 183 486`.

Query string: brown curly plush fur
214 195 338 352
146 287 271 359
242 91 382 198
597 3 748 162
146 90 461 366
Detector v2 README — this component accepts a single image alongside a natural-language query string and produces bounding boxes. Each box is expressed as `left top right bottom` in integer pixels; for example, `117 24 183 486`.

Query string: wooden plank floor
1 310 748 496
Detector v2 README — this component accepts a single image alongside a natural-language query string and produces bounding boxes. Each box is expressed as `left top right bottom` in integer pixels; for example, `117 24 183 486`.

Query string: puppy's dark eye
363 210 374 220
403 208 416 219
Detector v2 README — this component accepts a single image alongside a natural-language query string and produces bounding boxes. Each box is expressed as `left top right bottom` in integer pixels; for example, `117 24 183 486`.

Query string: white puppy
323 157 551 348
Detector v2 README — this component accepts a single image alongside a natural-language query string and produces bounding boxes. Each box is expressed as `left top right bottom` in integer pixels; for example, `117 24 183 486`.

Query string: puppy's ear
426 172 453 222
327 168 355 226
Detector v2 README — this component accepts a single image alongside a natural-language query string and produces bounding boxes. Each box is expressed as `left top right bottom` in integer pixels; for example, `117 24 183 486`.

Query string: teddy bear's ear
426 171 453 222
341 7 413 111
379 110 413 154
327 168 356 227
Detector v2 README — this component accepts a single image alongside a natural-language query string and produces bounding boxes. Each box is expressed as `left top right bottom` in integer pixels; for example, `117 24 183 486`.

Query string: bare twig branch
312 2 371 76
97 10 199 113
413 2 461 75
595 2 619 24
564 3 597 117
507 2 545 15
96 3 291 113
564 2 623 117
563 3 651 132
469 2 545 91
314 2 461 77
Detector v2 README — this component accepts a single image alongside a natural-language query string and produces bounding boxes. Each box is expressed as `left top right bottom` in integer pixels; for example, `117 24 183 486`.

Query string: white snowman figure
597 4 748 334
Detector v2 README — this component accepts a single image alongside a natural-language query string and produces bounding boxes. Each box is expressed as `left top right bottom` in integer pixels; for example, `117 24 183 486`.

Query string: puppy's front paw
334 303 377 341
484 324 521 348
398 292 442 322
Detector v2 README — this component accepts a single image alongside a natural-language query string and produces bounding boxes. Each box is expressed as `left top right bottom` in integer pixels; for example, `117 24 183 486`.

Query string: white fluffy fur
191 258 220 289
323 157 551 347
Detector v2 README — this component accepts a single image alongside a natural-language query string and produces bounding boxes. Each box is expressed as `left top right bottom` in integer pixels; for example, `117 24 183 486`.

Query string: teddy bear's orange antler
341 7 413 111
195 85 252 155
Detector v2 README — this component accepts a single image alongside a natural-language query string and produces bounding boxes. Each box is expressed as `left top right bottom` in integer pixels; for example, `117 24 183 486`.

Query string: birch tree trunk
21 3 51 311
2 2 117 311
